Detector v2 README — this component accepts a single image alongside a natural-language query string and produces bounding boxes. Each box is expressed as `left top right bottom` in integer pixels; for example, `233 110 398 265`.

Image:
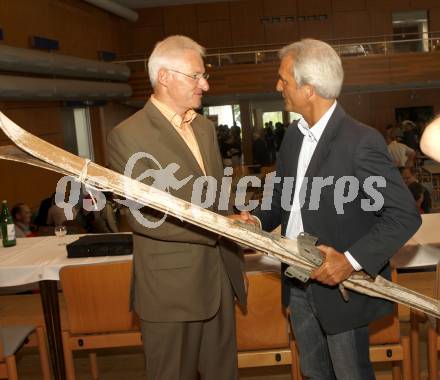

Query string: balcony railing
115 31 440 73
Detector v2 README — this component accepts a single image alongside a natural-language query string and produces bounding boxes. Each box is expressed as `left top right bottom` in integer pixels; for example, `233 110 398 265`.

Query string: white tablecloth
0 234 132 287
392 213 440 269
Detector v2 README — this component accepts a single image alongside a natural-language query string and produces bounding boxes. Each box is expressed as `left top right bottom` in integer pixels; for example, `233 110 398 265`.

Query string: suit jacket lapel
191 117 212 177
144 101 205 178
286 125 304 178
304 104 346 178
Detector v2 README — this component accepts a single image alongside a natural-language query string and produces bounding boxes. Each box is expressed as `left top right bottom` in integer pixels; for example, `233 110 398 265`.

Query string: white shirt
387 140 414 167
285 101 362 271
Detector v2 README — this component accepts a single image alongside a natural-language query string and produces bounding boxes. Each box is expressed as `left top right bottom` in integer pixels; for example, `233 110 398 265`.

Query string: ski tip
0 111 26 141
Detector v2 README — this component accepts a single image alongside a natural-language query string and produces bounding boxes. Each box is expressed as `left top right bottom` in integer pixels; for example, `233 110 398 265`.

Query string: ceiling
113 0 233 8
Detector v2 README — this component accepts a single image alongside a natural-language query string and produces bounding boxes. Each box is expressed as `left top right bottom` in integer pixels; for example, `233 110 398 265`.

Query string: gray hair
279 39 344 99
148 35 205 87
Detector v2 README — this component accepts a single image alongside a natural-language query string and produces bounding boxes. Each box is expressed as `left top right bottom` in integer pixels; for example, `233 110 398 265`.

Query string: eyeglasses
168 69 209 81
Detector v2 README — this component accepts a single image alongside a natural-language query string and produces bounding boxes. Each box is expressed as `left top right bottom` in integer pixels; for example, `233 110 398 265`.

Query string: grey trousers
140 269 238 380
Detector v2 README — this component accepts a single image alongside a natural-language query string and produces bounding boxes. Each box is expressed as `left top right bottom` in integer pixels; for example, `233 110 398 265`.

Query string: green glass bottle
1 200 16 247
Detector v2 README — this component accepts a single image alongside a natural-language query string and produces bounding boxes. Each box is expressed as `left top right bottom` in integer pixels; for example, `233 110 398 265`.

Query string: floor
12 322 433 380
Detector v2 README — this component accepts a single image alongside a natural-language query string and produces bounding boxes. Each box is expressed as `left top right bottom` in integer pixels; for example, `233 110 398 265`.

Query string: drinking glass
54 225 67 246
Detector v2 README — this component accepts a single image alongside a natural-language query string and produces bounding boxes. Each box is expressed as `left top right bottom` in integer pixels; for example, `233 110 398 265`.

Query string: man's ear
304 84 315 100
157 68 169 87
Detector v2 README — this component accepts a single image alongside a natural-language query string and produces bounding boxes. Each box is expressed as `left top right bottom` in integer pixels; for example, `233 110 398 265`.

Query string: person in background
402 120 419 150
34 193 55 227
252 128 270 166
399 166 431 213
386 129 416 167
408 182 425 214
421 116 440 162
11 203 35 237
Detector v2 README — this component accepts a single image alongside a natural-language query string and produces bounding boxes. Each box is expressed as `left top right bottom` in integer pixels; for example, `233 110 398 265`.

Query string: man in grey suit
241 39 421 379
107 35 246 380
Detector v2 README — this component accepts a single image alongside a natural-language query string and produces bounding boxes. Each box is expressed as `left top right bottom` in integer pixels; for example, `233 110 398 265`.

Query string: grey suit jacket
107 100 246 322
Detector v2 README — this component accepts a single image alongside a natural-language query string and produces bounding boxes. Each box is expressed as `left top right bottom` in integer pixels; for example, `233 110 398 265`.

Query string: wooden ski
0 111 439 318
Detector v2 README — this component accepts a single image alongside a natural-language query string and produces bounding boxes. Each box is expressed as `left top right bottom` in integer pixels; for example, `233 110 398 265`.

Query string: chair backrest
369 269 400 345
235 272 289 351
60 261 136 334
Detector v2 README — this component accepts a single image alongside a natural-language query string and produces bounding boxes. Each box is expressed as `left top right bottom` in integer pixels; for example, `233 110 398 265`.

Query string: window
392 10 428 53
73 108 94 160
203 105 241 127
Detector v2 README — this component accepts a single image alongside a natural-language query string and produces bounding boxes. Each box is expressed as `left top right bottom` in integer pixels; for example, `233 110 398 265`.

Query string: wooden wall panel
332 0 366 12
0 102 64 210
136 7 164 26
196 2 230 21
388 51 440 83
370 11 393 36
262 0 297 16
366 0 410 12
411 0 440 9
132 26 165 55
298 17 334 40
264 21 299 44
230 0 266 46
0 0 52 48
339 93 372 126
297 0 331 16
333 11 371 39
428 8 440 32
163 4 199 40
198 20 232 49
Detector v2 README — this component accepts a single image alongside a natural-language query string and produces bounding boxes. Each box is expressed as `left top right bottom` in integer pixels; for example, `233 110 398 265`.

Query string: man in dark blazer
244 39 421 379
107 35 246 380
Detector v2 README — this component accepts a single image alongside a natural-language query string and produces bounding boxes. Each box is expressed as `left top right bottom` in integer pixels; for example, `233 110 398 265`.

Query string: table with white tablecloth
392 213 440 270
0 234 132 380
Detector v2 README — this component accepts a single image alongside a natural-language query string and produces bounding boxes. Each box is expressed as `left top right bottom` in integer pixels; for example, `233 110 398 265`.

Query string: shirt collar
297 101 337 143
150 95 197 129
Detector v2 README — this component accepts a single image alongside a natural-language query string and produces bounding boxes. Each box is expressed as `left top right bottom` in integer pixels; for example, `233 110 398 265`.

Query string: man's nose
200 77 209 91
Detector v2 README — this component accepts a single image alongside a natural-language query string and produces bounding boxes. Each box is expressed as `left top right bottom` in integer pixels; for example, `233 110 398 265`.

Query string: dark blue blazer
254 104 421 334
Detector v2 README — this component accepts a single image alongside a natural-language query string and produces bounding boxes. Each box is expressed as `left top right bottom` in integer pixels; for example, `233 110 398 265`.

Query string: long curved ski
0 111 439 318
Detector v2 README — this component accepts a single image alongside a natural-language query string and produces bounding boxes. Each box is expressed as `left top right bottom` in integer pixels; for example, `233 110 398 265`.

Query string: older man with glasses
107 35 246 380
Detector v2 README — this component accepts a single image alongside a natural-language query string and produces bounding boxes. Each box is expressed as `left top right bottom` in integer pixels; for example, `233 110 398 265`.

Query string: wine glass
54 225 67 246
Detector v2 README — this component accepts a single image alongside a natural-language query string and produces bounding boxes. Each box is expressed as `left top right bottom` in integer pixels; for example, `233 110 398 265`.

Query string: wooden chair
427 263 440 380
59 261 142 380
291 270 411 380
235 271 300 379
0 325 51 380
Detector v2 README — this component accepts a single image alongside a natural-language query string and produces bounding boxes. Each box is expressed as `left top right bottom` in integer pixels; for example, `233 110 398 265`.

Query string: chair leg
36 326 52 380
89 352 99 379
428 326 439 380
5 356 18 380
62 331 76 380
410 312 421 380
401 335 412 380
289 340 299 380
391 363 401 380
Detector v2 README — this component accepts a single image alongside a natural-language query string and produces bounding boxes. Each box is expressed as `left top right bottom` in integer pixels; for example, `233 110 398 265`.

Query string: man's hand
228 211 260 227
310 245 354 286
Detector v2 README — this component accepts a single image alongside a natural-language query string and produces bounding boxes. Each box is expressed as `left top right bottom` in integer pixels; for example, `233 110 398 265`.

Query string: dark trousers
140 268 238 380
289 285 375 380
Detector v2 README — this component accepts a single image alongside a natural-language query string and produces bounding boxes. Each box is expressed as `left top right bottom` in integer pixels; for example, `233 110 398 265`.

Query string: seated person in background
386 130 416 167
11 203 36 237
47 201 78 226
34 193 55 227
421 116 440 162
408 182 425 214
88 192 119 233
399 167 431 213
